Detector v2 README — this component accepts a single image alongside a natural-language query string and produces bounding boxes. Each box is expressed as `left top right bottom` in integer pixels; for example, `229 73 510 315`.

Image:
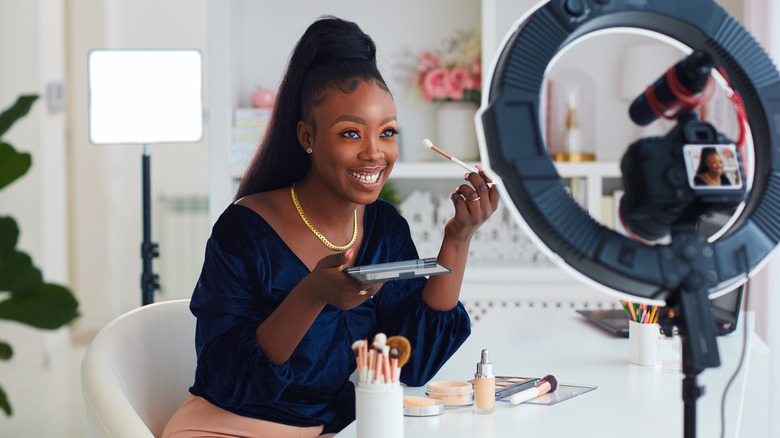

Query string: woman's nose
360 138 383 161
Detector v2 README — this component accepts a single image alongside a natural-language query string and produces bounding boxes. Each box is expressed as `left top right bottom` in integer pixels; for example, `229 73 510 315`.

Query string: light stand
141 144 159 305
662 225 723 438
88 50 203 306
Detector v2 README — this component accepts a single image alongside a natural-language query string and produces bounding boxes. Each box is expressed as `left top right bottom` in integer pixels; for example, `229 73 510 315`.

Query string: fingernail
346 248 354 257
475 164 483 171
464 173 470 180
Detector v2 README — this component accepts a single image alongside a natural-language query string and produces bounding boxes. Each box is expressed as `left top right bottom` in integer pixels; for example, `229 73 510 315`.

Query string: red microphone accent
644 66 716 121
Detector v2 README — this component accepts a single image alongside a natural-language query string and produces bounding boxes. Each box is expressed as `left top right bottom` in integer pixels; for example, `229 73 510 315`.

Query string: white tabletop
336 306 768 438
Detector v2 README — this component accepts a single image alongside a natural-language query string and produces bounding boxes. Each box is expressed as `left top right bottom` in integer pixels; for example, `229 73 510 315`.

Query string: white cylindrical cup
629 320 660 366
355 383 404 438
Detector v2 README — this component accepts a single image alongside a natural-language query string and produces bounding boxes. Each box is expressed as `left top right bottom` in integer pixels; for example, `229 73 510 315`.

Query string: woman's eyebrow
330 115 365 126
330 115 397 127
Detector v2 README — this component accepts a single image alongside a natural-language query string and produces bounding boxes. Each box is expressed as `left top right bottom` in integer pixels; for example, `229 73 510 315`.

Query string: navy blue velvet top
188 200 471 433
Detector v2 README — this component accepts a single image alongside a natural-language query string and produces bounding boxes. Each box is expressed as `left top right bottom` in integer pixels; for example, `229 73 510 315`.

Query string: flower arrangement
412 29 481 104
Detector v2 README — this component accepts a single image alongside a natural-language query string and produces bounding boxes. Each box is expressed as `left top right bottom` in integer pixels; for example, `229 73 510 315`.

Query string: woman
694 146 731 186
162 16 498 437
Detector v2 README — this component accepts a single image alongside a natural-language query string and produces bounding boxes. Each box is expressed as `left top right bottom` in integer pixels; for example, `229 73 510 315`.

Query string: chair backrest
81 299 196 438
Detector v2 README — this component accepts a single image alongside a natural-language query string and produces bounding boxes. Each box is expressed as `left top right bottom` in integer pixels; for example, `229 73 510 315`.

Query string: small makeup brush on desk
508 374 558 405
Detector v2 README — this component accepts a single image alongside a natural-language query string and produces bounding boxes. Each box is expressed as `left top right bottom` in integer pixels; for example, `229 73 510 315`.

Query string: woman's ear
297 120 313 153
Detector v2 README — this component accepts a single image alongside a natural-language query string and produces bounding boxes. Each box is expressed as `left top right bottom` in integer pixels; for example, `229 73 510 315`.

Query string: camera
619 111 746 241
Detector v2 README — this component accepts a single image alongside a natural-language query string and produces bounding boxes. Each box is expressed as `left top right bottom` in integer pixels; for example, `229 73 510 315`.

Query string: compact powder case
425 380 474 406
403 396 445 417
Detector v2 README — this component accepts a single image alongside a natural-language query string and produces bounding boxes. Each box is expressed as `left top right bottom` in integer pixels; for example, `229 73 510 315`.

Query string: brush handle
450 156 479 174
509 386 541 405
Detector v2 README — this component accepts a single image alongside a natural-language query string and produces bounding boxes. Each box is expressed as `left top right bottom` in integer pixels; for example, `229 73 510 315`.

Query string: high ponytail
235 16 390 200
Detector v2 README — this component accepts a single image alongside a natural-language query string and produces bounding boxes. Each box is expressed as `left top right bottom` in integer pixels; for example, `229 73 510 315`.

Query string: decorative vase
435 101 480 162
546 68 596 162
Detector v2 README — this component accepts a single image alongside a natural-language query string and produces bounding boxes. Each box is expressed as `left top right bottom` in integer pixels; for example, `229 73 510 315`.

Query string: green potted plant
0 94 79 416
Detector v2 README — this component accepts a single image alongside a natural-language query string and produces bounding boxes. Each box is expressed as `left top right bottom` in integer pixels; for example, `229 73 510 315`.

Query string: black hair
696 146 719 174
235 16 390 200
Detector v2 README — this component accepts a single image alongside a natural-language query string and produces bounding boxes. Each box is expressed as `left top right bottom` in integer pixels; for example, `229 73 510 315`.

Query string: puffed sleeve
377 287 471 387
367 202 471 387
189 208 295 410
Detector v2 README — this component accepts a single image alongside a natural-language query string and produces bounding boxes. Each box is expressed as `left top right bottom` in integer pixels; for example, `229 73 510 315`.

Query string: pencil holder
629 320 660 366
355 383 404 438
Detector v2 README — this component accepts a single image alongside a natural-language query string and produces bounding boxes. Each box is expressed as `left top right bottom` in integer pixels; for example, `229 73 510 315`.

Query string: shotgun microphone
628 50 715 126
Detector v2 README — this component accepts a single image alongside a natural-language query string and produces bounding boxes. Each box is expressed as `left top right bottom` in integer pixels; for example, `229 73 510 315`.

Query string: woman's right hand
299 249 383 311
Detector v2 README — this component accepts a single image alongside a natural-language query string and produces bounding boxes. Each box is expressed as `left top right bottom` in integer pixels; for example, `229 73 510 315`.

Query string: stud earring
306 147 313 154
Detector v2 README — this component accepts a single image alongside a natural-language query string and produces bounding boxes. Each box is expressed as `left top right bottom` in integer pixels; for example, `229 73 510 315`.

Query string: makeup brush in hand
508 374 558 405
422 138 478 174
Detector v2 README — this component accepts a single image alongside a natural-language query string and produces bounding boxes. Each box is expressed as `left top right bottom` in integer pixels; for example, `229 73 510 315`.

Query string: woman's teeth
349 171 380 184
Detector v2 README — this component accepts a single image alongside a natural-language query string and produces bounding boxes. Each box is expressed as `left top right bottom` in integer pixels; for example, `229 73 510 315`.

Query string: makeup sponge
386 336 411 367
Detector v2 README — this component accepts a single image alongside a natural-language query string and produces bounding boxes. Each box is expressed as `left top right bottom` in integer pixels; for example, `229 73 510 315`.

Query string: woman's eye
339 130 361 140
380 128 399 138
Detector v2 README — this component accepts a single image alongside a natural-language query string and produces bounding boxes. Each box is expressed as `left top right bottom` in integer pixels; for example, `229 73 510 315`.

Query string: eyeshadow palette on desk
467 376 540 400
524 384 597 405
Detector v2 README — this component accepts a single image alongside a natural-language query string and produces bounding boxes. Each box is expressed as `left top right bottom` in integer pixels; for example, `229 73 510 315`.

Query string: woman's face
706 152 724 175
302 80 399 204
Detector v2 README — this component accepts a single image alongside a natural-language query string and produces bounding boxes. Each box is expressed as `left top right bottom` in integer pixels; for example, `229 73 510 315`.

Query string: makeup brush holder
355 383 404 438
629 320 660 366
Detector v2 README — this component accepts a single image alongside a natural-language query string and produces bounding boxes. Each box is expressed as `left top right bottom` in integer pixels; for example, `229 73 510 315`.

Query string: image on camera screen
683 144 743 190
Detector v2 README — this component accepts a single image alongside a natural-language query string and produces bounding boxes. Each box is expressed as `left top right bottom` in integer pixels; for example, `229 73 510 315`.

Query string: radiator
157 195 210 300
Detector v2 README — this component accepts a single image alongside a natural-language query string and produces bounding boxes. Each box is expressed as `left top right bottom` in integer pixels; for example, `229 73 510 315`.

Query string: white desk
336 307 769 438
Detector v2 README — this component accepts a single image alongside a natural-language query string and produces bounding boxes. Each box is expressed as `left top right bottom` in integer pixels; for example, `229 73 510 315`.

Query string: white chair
81 299 196 438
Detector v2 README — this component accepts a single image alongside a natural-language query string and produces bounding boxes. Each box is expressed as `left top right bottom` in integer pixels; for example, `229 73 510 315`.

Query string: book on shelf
233 107 272 128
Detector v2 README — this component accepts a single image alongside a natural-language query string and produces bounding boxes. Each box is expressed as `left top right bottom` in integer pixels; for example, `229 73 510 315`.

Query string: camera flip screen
683 144 743 190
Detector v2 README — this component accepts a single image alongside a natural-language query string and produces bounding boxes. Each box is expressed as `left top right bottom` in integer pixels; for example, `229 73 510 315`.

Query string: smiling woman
162 15 499 437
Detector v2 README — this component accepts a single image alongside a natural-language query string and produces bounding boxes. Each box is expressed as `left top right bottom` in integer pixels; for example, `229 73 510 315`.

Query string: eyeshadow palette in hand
344 258 451 284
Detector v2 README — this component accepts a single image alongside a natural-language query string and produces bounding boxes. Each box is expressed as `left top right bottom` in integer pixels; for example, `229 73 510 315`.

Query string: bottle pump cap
475 349 494 379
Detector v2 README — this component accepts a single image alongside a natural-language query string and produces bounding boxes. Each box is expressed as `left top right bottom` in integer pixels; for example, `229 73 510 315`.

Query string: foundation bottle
473 349 495 414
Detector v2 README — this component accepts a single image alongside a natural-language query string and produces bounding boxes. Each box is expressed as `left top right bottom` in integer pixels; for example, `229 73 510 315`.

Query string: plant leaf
0 95 39 140
0 142 32 191
0 217 19 255
0 283 79 329
0 384 11 416
0 250 43 295
0 341 11 360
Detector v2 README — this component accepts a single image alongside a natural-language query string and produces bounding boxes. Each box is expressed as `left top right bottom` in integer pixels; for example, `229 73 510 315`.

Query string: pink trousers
162 395 335 438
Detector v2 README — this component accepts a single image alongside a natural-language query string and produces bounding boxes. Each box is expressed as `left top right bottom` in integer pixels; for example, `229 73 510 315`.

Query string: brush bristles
422 138 434 149
541 374 558 392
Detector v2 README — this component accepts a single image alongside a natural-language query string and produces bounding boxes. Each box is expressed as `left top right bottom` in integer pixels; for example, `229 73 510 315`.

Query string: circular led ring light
477 0 780 302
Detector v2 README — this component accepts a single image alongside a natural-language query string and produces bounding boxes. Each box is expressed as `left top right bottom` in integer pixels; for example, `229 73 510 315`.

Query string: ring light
476 2 780 436
477 0 780 303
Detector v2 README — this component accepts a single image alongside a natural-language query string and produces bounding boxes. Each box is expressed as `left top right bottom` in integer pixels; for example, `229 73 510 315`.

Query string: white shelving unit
391 161 621 221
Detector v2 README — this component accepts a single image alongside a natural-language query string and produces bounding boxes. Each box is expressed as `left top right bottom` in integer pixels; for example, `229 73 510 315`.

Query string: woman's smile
347 168 383 185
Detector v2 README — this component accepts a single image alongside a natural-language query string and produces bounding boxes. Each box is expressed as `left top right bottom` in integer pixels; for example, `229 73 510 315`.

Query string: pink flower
411 30 482 103
445 68 468 100
422 67 449 102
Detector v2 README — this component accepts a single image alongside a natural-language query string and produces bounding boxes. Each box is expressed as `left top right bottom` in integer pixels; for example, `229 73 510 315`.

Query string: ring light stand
476 1 780 437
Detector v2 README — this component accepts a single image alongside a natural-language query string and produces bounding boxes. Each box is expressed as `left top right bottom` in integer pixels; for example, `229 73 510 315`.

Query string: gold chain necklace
291 183 357 252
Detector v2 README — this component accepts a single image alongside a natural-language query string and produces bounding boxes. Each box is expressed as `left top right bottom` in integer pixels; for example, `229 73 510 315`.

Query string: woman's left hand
446 166 500 241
